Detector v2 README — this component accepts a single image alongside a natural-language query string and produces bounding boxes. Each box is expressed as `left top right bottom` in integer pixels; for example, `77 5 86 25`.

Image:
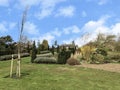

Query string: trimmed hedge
34 57 57 64
37 53 53 57
40 50 51 54
0 53 30 61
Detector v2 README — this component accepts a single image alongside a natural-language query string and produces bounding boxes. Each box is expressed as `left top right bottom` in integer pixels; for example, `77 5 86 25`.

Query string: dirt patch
78 63 120 73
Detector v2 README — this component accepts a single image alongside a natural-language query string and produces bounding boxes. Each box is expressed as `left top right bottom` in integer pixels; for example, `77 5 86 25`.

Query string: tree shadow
3 72 30 79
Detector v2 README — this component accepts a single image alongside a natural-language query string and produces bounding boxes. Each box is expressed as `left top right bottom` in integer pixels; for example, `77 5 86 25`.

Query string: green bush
57 50 71 64
91 54 104 64
34 57 57 64
96 48 107 56
67 58 80 65
105 54 120 63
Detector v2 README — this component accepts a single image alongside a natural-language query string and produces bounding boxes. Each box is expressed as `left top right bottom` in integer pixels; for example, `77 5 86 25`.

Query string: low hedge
0 53 30 61
40 50 51 54
34 57 57 64
37 53 53 57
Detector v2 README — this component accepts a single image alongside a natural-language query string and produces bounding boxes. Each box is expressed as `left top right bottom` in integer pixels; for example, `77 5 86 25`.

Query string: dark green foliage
69 47 76 55
57 50 71 64
57 45 60 53
0 35 16 55
96 48 107 56
31 41 37 63
67 58 80 65
51 45 54 55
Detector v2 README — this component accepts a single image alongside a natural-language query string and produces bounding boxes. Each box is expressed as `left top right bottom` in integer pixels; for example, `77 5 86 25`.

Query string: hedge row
34 57 57 64
0 53 30 61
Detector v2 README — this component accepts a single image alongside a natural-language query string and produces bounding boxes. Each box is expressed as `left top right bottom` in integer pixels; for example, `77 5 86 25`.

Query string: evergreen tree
57 45 60 53
31 41 37 63
52 45 54 55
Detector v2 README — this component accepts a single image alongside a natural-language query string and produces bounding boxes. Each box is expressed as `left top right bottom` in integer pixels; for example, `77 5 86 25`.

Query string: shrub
57 50 71 64
96 48 107 56
91 54 104 64
67 58 80 65
105 53 120 63
34 57 57 64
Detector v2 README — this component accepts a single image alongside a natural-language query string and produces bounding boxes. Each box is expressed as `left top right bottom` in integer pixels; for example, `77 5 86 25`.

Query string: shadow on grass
3 72 30 79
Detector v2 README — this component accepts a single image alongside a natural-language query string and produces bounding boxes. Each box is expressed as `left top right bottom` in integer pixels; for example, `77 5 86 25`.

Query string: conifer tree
31 41 36 63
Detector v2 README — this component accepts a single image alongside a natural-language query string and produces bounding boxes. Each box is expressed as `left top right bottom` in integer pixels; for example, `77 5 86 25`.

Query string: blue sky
0 0 120 46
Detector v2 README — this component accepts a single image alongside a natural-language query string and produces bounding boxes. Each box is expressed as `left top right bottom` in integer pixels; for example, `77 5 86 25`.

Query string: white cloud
82 11 87 17
16 0 40 8
35 0 66 19
35 8 53 19
82 15 110 32
9 22 16 29
98 0 109 5
63 25 80 34
87 0 109 5
51 28 62 37
0 22 7 32
32 32 55 45
62 15 120 47
111 23 120 35
0 0 9 7
55 6 75 17
40 33 55 45
62 38 73 44
0 21 16 33
24 22 40 35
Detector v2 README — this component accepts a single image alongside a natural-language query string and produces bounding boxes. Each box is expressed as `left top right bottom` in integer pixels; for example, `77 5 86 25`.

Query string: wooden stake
10 54 14 78
16 53 21 78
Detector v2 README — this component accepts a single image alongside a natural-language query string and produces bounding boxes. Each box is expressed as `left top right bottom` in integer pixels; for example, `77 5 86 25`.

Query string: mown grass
0 57 120 90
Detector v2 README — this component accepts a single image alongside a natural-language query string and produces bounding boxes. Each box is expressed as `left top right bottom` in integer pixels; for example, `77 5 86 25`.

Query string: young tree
16 7 28 78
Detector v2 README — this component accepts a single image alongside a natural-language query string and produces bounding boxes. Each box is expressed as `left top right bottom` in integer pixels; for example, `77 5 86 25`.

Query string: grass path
0 57 120 90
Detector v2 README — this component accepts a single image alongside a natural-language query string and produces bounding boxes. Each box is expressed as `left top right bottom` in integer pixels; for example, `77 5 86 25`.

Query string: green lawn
0 57 120 90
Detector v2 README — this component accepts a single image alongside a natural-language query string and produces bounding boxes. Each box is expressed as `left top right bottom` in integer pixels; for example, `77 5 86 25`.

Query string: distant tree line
0 35 32 56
